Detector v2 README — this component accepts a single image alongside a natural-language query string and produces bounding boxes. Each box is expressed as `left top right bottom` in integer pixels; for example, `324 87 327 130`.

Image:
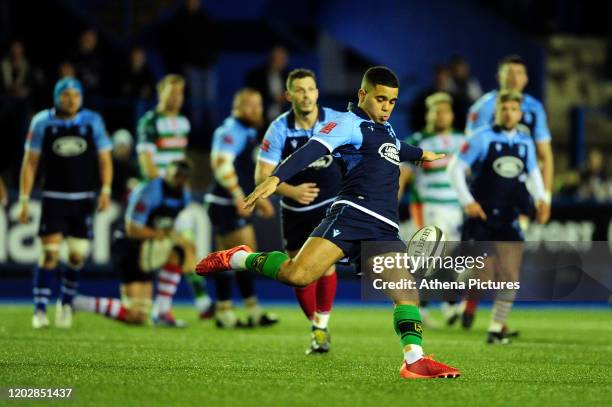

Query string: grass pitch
0 305 611 406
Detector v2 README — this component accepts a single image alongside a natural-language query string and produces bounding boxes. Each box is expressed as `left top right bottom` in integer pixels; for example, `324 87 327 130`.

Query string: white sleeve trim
527 168 546 202
310 137 333 152
447 156 475 206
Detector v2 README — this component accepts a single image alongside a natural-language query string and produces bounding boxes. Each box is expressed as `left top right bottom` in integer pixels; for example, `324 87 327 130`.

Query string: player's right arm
447 133 487 220
136 113 159 180
256 122 320 205
125 182 167 240
18 113 45 224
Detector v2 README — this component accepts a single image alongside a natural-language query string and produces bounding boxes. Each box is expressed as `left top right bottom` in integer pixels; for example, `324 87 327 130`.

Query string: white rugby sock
229 250 249 270
313 311 330 330
404 344 424 364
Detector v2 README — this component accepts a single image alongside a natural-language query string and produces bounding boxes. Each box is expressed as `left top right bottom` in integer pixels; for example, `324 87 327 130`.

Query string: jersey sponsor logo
377 143 400 165
492 156 524 178
307 155 334 170
261 139 271 152
320 122 337 134
52 136 88 157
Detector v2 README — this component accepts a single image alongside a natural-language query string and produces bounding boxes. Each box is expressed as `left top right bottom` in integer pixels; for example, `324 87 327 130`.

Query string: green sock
393 305 423 347
186 271 206 298
245 252 289 280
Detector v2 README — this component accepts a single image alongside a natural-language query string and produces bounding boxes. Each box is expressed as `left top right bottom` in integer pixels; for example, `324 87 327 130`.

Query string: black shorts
207 203 251 236
461 217 524 242
39 197 95 238
281 205 330 252
310 203 406 272
112 237 154 284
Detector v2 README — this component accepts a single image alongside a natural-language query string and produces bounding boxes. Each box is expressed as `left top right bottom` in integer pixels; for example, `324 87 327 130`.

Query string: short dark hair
362 66 399 89
286 68 316 90
498 54 527 71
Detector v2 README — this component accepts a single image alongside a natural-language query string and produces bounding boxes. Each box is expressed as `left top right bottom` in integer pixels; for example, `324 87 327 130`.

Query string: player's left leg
363 252 460 379
151 248 187 328
217 224 278 327
55 236 91 328
487 241 523 344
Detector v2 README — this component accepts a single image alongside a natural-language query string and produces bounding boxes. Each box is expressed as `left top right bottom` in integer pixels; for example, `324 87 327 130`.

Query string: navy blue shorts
461 217 524 242
207 203 251 236
39 197 95 238
310 203 406 271
281 205 330 252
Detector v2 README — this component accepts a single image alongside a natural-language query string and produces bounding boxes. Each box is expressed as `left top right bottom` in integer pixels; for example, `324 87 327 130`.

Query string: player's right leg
32 233 63 329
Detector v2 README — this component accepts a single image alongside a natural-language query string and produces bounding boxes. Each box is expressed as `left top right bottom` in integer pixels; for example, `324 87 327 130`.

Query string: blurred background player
205 88 278 328
256 68 342 354
19 77 113 328
464 55 554 325
73 159 195 326
448 90 550 344
136 74 214 319
401 92 466 326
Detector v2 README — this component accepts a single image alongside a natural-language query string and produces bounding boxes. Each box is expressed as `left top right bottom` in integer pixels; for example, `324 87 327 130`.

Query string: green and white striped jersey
136 110 190 177
406 131 465 205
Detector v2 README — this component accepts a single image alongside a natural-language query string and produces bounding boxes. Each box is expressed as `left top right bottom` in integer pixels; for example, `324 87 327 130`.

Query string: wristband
101 185 112 195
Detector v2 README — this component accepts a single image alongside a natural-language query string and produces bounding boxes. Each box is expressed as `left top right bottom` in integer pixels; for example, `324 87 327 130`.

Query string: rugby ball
407 225 446 259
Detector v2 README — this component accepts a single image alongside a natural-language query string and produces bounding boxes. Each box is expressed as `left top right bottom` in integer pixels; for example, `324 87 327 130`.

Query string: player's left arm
93 114 113 211
533 102 554 203
526 140 550 224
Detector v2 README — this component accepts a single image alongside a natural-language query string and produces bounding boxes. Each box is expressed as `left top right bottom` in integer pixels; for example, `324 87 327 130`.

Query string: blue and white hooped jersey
310 103 419 230
206 116 259 206
458 125 538 215
125 177 190 229
465 90 551 143
259 106 343 212
25 108 111 198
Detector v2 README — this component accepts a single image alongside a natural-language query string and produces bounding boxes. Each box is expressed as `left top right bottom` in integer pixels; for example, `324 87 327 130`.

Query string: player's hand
421 151 446 162
464 201 487 220
535 200 551 224
255 198 275 219
244 176 280 211
234 195 252 218
290 182 320 205
97 192 111 212
18 201 29 224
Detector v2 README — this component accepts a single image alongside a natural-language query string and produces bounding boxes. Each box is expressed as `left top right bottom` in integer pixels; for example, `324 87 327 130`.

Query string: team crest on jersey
307 155 334 170
290 139 298 149
377 143 400 165
492 156 524 178
52 136 88 157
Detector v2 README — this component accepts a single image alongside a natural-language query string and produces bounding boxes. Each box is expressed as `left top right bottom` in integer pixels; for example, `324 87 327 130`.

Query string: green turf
0 305 611 406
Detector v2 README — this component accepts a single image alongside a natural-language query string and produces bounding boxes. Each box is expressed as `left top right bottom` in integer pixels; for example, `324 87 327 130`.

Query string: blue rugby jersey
258 106 343 211
24 108 112 198
465 90 551 143
457 125 538 220
205 116 259 206
125 177 190 229
307 103 422 230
